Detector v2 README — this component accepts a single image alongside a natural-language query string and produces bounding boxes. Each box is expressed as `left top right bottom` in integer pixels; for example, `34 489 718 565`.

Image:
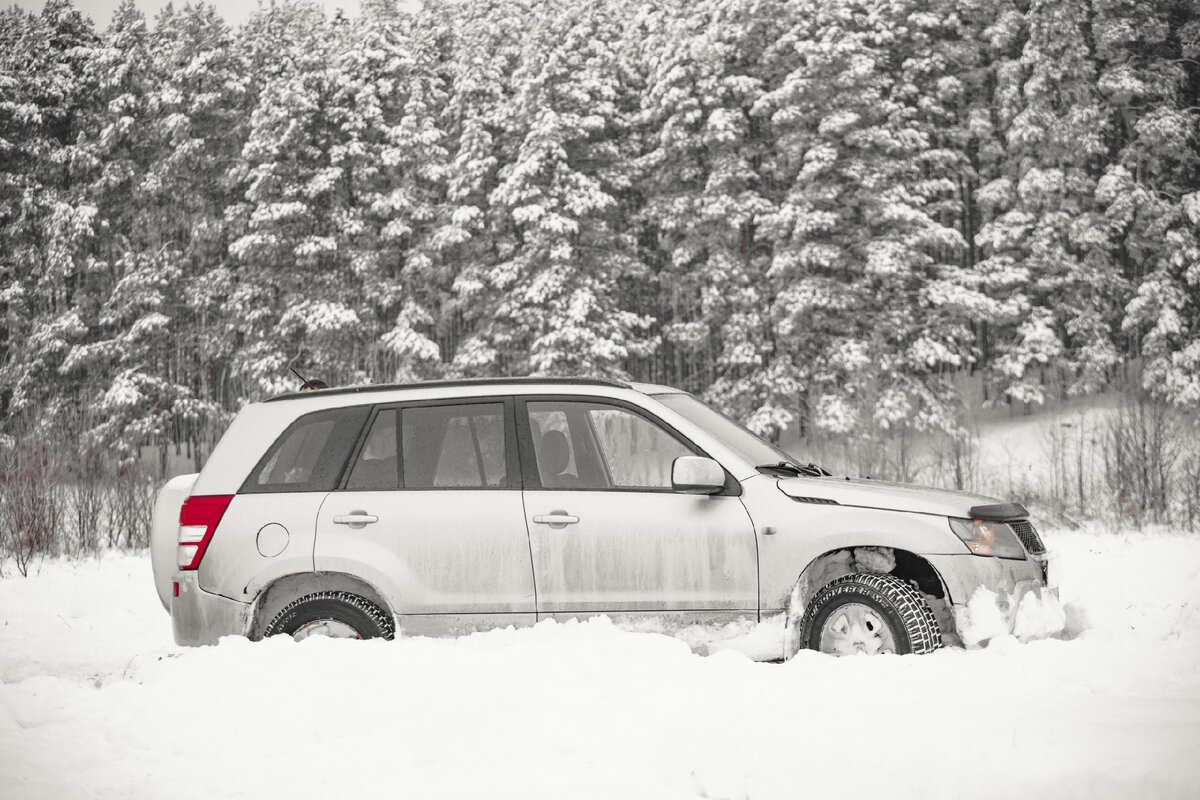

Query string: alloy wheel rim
819 602 897 656
293 619 362 641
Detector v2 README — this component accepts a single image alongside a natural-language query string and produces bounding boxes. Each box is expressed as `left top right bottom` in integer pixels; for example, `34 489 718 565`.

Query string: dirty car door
315 398 535 634
518 397 757 622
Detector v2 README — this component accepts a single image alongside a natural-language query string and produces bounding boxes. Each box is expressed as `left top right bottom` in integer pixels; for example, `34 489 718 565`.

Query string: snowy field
3 528 1200 800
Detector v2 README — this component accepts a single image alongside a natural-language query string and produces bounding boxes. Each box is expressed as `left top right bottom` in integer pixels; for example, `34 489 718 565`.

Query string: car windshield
654 393 799 468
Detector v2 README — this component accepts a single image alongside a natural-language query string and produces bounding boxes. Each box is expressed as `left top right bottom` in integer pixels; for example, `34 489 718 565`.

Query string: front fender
740 475 965 613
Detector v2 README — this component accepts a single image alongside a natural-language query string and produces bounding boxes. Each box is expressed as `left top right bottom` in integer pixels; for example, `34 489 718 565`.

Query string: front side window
527 401 692 491
590 407 691 487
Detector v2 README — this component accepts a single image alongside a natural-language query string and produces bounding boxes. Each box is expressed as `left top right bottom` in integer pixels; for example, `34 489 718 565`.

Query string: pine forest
2 0 1198 486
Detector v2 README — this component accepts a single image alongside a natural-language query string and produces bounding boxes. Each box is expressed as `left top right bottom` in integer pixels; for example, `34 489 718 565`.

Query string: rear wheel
265 591 395 641
800 573 940 656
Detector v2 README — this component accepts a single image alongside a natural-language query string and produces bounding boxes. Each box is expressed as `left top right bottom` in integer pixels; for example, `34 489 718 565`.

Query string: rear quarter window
241 406 370 494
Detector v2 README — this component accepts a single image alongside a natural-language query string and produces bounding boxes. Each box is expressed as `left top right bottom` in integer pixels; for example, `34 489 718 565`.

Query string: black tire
800 572 940 656
264 591 395 641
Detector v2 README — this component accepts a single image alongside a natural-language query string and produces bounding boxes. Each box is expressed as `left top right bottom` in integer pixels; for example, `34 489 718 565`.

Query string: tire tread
800 572 941 655
265 590 395 640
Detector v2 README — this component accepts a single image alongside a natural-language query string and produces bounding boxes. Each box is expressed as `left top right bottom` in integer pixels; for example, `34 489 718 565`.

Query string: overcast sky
10 0 364 29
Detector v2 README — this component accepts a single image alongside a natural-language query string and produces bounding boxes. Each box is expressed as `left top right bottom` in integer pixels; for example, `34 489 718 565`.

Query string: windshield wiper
756 461 830 478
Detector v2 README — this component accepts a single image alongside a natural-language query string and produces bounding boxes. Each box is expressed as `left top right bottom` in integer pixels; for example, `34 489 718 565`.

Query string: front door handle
333 510 379 529
532 510 579 529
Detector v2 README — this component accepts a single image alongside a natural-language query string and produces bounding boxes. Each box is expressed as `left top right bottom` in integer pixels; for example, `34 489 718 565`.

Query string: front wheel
800 573 940 656
264 591 395 641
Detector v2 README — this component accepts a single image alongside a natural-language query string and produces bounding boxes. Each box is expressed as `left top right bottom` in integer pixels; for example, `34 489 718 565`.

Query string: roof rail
265 376 633 403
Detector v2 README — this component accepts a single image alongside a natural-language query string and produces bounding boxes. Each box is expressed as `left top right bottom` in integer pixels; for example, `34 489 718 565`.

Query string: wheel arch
783 545 954 656
247 571 395 641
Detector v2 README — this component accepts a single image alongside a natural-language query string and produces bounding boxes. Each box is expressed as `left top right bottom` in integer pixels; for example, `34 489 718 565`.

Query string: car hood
776 475 1003 518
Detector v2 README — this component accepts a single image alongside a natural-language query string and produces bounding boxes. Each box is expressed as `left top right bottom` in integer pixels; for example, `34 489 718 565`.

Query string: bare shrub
793 386 1200 531
106 463 157 548
1039 413 1100 521
0 432 163 567
1042 419 1069 514
1071 413 1096 515
800 420 981 490
1181 439 1200 533
64 444 106 556
1103 395 1180 525
928 424 980 492
0 440 67 576
812 430 908 483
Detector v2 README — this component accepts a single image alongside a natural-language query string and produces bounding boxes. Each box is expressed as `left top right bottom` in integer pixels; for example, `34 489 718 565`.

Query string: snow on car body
149 377 1059 656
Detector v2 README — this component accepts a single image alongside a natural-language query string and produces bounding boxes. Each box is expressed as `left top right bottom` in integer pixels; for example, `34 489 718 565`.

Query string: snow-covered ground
3 528 1199 800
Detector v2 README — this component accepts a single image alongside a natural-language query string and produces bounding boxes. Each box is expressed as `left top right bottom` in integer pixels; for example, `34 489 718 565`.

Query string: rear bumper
171 571 252 646
926 552 1062 646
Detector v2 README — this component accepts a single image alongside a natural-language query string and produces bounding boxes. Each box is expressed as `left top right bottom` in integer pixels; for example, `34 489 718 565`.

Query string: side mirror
672 456 725 495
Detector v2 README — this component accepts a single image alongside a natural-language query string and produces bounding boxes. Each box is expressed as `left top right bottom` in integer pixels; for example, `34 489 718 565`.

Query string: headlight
948 517 1026 559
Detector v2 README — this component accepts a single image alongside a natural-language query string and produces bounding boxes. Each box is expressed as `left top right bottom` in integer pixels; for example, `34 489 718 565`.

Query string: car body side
154 381 1052 649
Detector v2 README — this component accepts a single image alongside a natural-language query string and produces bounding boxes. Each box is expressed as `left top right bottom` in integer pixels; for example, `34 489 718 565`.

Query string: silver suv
150 377 1054 657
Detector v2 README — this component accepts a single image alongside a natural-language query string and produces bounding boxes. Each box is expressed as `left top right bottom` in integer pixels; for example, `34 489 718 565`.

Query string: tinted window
243 406 370 494
527 408 579 488
589 407 690 488
345 409 399 490
402 404 506 489
527 401 691 490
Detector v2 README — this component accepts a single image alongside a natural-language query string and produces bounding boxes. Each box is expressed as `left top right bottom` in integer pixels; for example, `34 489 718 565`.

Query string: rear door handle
532 511 579 529
333 511 379 529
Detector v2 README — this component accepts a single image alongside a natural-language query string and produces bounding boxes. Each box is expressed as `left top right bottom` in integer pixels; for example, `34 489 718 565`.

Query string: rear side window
242 406 370 494
342 402 509 491
345 409 398 490
403 403 506 489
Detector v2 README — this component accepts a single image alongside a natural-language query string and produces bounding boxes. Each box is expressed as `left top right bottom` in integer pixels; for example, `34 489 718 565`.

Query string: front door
314 398 536 634
518 397 757 622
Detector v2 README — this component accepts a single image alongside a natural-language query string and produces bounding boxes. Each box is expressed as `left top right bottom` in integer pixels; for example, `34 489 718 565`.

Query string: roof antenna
290 367 315 391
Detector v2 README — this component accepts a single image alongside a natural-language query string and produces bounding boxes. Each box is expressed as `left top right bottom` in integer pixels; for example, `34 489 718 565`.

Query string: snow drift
2 527 1199 799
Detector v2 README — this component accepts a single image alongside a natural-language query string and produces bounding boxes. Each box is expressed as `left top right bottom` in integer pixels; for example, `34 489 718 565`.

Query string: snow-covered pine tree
330 0 450 383
0 5 47 435
945 0 1027 396
976 0 1117 405
133 2 249 461
437 0 533 377
756 0 981 466
630 0 786 435
473 0 654 378
0 0 1195 472
228 0 359 396
884 0 1014 432
1104 0 1200 406
0 0 99 439
56 0 184 461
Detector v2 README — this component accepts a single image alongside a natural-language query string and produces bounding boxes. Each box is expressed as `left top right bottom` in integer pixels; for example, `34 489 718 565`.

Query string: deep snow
2 528 1200 799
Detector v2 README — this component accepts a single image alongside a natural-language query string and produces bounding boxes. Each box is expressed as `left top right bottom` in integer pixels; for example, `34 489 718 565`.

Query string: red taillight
177 495 234 570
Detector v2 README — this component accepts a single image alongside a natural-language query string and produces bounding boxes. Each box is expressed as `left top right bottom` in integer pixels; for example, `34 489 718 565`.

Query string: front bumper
171 571 252 646
926 552 1062 647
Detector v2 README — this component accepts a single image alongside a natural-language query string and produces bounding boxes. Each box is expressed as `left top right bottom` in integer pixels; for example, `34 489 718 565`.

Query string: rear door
518 396 758 622
314 397 536 634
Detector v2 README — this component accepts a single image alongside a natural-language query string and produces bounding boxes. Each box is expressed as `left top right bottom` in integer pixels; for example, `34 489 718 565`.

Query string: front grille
1010 520 1045 555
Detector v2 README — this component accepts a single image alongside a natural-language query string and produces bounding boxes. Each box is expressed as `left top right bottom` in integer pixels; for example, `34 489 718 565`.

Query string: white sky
9 0 363 29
